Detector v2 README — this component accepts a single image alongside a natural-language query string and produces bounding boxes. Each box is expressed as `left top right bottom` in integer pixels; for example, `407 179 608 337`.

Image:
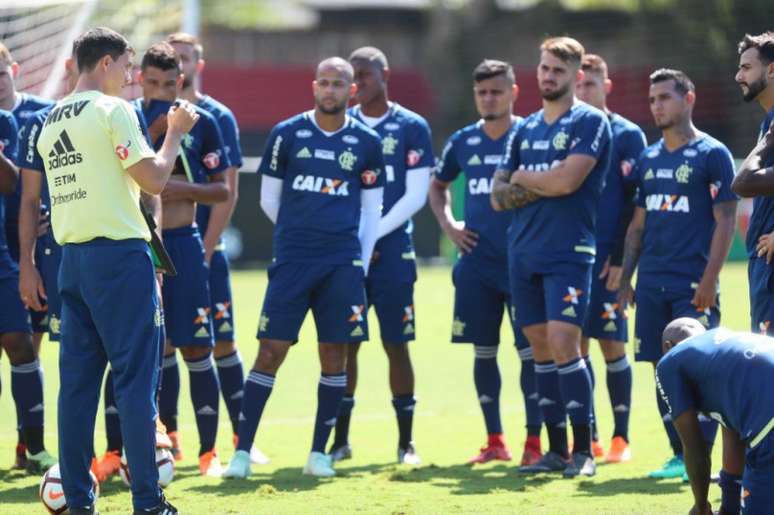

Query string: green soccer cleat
303 452 336 477
222 450 252 479
648 455 685 479
26 450 57 474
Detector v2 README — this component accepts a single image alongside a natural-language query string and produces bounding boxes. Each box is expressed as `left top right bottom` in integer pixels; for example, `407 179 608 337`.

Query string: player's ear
604 78 613 95
511 83 520 102
196 58 205 75
177 74 185 90
10 61 19 78
349 82 357 99
575 68 584 83
768 61 774 81
137 70 145 85
685 89 696 107
381 67 390 83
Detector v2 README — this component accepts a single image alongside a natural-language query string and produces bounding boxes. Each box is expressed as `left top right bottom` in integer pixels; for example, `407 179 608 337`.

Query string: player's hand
19 261 47 312
757 231 774 263
606 266 623 292
617 282 634 308
443 220 478 254
148 114 168 146
691 276 717 310
161 180 193 202
167 100 199 135
509 170 523 186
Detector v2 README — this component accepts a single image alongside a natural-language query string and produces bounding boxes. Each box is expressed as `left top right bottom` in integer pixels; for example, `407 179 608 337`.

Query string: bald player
657 319 774 514
223 57 385 479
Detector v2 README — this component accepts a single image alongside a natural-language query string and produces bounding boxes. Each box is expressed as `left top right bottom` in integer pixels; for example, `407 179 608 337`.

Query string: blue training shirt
436 117 523 269
134 98 229 187
0 110 19 278
499 101 612 262
656 328 774 447
746 106 774 257
633 133 737 287
257 110 386 265
595 113 646 248
349 102 434 282
195 94 243 237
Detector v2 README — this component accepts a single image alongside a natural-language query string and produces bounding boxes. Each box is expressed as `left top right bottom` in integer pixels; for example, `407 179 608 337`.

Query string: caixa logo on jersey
645 194 690 213
292 175 349 196
203 151 221 170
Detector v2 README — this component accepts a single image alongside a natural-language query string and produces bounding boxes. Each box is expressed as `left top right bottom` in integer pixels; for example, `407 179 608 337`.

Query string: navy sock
656 383 683 456
606 355 632 441
558 358 592 455
392 394 416 450
698 413 719 449
474 346 502 435
215 351 245 435
719 470 742 514
235 371 274 453
535 360 567 456
11 360 44 454
582 355 598 442
158 354 180 433
332 396 354 448
518 346 542 431
312 373 346 453
184 354 220 456
103 370 123 453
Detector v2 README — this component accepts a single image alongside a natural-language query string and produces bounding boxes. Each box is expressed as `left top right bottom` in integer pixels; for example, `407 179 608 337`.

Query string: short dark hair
649 68 695 95
473 59 515 84
166 32 203 60
349 46 389 71
581 54 608 79
141 42 181 73
738 32 774 64
540 37 584 65
74 27 132 73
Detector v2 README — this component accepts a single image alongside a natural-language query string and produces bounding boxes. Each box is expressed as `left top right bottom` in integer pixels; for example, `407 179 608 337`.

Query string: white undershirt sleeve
377 166 431 238
358 187 384 276
259 175 283 224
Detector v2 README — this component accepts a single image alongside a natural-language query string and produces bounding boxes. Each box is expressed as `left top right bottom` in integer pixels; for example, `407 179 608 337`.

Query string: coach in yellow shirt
36 28 197 515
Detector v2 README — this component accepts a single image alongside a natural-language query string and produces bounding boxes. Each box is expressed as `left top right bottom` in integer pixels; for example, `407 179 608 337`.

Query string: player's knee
255 340 290 373
547 322 582 364
319 343 348 373
1 333 36 364
214 340 237 359
179 346 212 361
599 340 626 361
383 342 410 364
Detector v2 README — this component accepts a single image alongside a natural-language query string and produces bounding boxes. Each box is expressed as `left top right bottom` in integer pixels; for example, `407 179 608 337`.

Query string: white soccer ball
119 449 175 488
40 463 99 515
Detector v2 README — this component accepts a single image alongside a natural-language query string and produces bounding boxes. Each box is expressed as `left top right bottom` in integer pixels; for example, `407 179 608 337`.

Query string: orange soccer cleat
168 431 183 461
199 449 223 477
604 436 631 463
94 450 122 482
592 439 605 458
468 444 513 464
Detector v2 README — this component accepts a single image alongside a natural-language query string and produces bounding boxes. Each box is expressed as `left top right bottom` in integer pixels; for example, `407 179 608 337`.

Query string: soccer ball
39 463 99 515
119 448 175 488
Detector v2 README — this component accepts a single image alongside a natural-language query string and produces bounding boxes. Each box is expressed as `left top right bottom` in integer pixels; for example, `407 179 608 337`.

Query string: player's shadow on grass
575 477 687 497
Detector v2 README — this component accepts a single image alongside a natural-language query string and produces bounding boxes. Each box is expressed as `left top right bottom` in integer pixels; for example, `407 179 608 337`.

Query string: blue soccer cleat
222 450 251 479
648 455 685 479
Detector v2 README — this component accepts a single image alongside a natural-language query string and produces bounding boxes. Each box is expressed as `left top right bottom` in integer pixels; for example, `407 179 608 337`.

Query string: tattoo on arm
620 225 644 285
491 169 541 210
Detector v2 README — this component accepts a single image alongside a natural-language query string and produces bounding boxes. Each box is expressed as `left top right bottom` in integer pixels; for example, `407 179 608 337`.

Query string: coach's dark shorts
37 231 63 341
634 281 719 362
508 252 592 330
161 226 214 348
257 262 368 344
365 276 415 344
582 245 627 342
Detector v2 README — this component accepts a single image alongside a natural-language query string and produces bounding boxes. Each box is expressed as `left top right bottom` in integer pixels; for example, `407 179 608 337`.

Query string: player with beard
732 33 774 338
164 32 269 465
492 37 612 478
325 46 434 465
430 60 544 465
618 69 737 480
222 57 385 479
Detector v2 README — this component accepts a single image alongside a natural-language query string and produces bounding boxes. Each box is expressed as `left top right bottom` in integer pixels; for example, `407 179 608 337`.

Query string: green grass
0 262 752 514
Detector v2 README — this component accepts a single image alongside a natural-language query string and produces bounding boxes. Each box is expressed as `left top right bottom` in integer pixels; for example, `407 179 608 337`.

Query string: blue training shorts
743 430 774 514
634 282 719 362
748 257 774 336
257 262 368 344
208 248 235 342
451 255 529 350
508 252 593 330
365 276 415 344
0 275 32 334
161 226 214 348
582 245 628 342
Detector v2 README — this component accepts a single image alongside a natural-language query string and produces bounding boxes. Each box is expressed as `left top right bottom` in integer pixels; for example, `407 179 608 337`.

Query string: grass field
0 262 752 514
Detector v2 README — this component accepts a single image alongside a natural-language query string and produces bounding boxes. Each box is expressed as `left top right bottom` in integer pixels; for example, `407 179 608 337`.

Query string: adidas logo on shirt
467 154 482 166
297 147 312 158
47 130 83 170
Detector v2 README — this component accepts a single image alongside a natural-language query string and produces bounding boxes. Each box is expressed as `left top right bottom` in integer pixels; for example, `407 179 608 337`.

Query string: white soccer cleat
303 452 336 477
221 450 251 479
249 446 270 465
398 442 421 466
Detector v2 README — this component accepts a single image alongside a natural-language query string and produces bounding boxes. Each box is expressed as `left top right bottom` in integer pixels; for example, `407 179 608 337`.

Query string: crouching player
657 318 774 514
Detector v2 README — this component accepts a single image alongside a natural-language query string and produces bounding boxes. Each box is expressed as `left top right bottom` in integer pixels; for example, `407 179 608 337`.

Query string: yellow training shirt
36 90 155 244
